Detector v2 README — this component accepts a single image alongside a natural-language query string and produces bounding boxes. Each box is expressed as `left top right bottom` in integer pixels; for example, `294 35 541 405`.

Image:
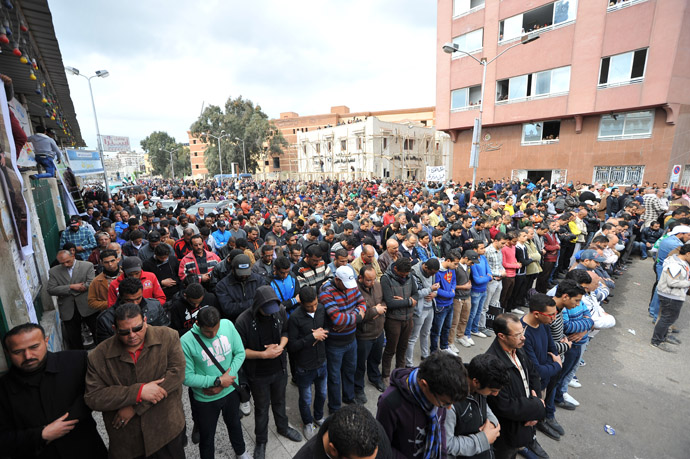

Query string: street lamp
161 148 175 179
235 137 247 174
201 131 230 178
65 66 111 198
442 34 539 191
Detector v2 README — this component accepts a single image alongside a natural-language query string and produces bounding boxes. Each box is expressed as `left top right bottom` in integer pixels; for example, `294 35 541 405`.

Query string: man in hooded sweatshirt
235 286 302 459
376 351 469 459
405 258 441 367
430 251 461 354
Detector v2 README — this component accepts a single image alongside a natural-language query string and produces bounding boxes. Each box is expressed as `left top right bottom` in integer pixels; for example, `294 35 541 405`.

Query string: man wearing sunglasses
520 294 563 442
85 302 187 459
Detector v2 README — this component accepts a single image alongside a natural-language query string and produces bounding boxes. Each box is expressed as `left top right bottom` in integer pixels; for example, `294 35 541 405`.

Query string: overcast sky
49 0 437 152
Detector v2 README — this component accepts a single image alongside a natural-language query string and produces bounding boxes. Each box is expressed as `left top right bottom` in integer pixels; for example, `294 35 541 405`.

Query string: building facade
103 151 147 181
272 106 437 180
295 117 451 181
437 0 690 187
187 131 209 178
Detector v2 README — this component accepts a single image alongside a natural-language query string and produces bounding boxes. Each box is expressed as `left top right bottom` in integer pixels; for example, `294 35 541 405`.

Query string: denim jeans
326 339 357 412
34 155 57 179
355 332 384 392
649 266 663 320
652 296 683 345
466 290 487 337
405 307 434 367
430 306 454 352
555 344 583 403
248 370 289 444
481 280 503 328
190 390 245 459
294 363 327 425
633 241 648 258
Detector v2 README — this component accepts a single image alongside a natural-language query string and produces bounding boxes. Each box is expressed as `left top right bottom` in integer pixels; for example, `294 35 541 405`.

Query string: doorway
527 170 552 184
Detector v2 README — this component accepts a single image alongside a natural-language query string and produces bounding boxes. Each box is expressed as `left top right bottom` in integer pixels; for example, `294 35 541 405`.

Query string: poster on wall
8 98 36 167
0 83 33 258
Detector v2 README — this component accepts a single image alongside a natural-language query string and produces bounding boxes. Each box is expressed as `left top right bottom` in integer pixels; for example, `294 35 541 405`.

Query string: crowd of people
1 175 687 459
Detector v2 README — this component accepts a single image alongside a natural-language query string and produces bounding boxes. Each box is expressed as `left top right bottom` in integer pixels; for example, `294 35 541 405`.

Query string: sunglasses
116 322 145 336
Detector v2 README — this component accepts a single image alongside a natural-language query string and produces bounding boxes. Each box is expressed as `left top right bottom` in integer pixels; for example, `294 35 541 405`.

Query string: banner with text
66 149 104 176
101 135 131 152
426 166 446 183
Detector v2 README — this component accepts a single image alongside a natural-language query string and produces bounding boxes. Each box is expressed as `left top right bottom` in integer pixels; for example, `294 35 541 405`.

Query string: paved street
95 258 690 458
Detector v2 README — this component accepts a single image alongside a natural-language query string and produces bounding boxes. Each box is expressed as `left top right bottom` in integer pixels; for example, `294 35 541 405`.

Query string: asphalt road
94 257 690 458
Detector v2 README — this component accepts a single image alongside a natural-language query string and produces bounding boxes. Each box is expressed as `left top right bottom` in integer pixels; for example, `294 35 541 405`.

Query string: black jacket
441 232 462 258
95 297 171 344
287 303 327 371
142 255 180 301
167 290 220 335
485 339 546 448
215 272 265 321
0 351 107 459
235 286 288 379
293 415 392 459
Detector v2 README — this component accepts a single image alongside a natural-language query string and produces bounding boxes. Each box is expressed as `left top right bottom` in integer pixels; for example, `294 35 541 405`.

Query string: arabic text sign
101 135 131 151
426 166 446 182
66 149 104 176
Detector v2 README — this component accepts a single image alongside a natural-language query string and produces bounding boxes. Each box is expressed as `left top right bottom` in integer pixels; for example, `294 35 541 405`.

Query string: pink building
437 0 690 187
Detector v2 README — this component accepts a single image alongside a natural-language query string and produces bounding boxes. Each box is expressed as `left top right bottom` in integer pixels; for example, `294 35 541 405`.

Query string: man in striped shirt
319 266 367 413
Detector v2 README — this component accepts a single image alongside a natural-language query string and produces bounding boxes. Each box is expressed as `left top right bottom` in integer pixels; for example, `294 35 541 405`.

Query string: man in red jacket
107 256 166 307
536 221 561 293
178 234 221 290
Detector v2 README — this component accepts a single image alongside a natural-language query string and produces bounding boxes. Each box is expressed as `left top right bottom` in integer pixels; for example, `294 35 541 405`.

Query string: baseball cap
670 225 690 236
122 257 143 274
261 300 281 315
153 217 161 223
216 219 227 226
335 266 357 289
232 254 252 276
148 231 161 242
584 200 595 206
579 249 606 263
463 250 480 262
69 215 80 226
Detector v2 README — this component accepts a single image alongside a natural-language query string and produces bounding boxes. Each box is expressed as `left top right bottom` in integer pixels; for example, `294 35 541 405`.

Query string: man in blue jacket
431 251 461 354
465 242 494 342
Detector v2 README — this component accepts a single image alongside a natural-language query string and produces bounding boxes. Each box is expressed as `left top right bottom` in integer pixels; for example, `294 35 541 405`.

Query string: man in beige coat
47 249 97 349
85 303 186 459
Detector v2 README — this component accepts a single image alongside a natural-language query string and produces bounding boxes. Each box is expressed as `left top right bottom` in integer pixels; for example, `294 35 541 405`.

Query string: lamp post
442 34 539 191
235 137 247 174
161 148 175 179
65 66 111 198
202 131 230 179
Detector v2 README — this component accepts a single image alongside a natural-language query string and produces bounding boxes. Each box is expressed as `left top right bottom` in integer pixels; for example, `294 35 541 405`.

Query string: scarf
407 368 442 459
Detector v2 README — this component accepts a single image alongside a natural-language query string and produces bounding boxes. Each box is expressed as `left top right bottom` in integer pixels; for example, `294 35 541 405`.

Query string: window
454 0 484 17
195 165 199 169
499 0 577 42
404 139 415 150
382 137 388 150
521 121 561 145
356 137 363 150
598 49 647 88
194 152 198 156
264 160 270 166
496 66 570 103
273 157 280 169
316 143 321 153
452 29 483 58
607 0 648 12
327 141 332 152
593 165 644 186
451 85 482 111
598 110 654 140
340 139 347 151
192 139 197 144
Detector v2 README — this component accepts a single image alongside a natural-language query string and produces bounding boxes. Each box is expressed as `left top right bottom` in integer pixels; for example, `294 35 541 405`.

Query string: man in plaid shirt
642 187 664 228
60 215 97 260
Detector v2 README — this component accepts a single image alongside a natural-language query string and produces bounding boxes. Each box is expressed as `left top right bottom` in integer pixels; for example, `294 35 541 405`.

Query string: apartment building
437 0 690 187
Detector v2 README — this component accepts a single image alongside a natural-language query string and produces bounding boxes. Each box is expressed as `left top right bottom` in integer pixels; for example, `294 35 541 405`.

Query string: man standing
107 256 166 308
0 323 107 458
351 244 383 280
448 250 475 351
406 258 441 367
88 249 121 312
354 265 387 404
179 234 221 289
85 303 187 459
651 244 690 352
47 249 97 350
431 252 461 354
216 254 266 321
642 187 664 228
648 225 690 321
60 216 97 261
376 351 468 458
252 244 275 284
211 219 232 252
293 244 333 292
378 238 400 274
485 314 547 459
180 306 250 459
319 266 367 412
143 244 181 301
288 286 329 440
380 258 418 383
28 125 62 180
236 286 302 459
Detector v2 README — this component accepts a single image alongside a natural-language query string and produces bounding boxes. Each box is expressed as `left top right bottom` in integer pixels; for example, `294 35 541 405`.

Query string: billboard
101 135 131 151
66 149 104 176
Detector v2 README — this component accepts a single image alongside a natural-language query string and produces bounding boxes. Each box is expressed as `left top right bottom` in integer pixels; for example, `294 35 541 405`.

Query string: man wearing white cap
648 224 690 321
318 266 367 413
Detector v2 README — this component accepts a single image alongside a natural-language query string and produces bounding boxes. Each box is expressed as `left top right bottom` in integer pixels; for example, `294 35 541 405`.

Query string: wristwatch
213 377 221 387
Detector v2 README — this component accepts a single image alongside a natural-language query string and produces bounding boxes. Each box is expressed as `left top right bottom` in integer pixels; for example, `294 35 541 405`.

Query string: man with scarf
376 351 469 459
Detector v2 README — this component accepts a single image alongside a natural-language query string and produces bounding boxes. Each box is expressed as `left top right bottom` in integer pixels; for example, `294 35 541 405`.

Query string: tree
140 131 191 178
189 96 287 176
